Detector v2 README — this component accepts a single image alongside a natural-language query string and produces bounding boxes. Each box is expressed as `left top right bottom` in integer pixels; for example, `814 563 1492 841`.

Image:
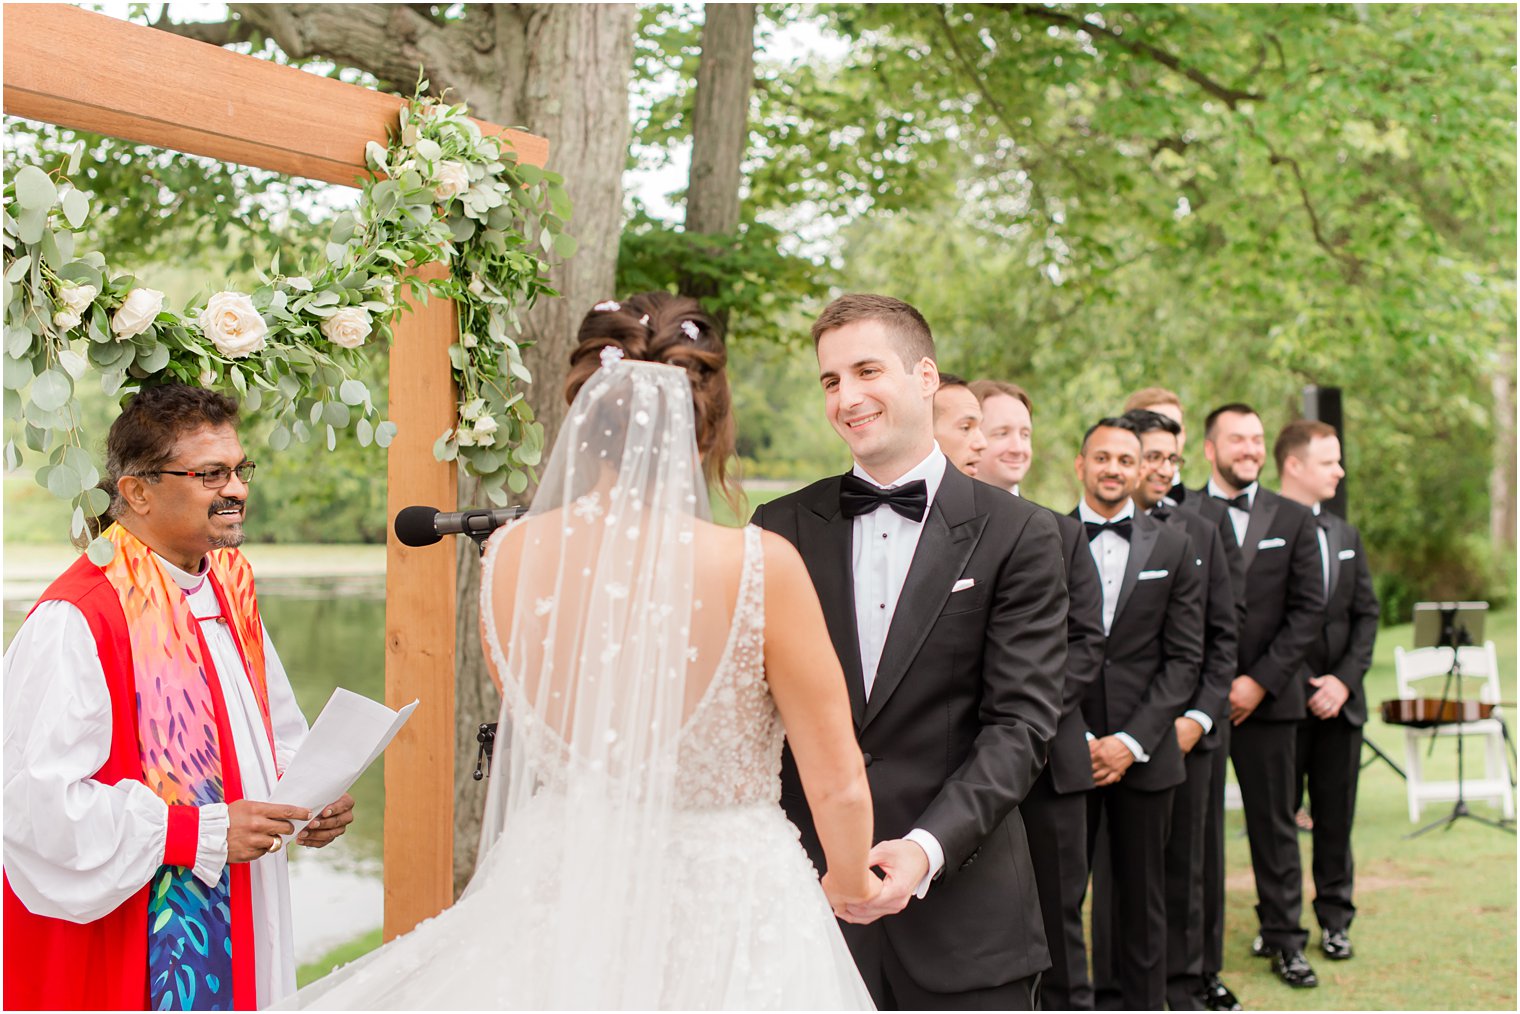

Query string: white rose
462 332 479 349
199 368 217 386
111 287 165 340
433 161 470 203
53 309 81 331
57 283 98 315
378 279 397 304
472 415 499 446
455 426 476 447
321 307 372 349
197 291 268 358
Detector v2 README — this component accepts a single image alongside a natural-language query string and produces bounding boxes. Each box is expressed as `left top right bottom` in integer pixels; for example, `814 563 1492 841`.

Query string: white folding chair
1392 641 1514 822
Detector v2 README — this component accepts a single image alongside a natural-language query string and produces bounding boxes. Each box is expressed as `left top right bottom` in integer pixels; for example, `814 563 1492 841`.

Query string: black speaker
1301 385 1347 518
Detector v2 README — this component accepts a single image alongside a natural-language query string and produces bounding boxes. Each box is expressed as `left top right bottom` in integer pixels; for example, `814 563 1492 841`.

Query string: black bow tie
840 474 929 523
1214 492 1251 513
1085 518 1133 542
1150 505 1174 523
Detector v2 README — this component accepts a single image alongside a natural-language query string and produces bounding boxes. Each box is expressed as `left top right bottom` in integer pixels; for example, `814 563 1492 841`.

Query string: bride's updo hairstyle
565 291 739 510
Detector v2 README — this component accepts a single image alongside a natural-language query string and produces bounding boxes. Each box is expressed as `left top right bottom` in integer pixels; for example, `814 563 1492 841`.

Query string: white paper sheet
271 687 419 838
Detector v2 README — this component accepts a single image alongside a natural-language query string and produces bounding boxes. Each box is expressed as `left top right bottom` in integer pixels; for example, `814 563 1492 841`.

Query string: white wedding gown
287 526 874 1010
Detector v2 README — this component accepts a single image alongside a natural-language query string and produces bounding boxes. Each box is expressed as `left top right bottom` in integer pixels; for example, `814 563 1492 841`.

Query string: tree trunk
677 3 755 317
1491 336 1516 552
227 2 636 893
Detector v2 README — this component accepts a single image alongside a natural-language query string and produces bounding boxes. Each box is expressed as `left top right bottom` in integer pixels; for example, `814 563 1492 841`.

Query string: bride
288 293 879 1009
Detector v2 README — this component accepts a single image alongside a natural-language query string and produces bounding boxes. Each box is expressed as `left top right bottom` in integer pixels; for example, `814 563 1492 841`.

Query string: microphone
394 505 525 548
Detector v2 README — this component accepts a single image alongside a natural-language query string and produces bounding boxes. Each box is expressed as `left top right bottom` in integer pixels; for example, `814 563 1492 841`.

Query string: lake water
3 574 391 963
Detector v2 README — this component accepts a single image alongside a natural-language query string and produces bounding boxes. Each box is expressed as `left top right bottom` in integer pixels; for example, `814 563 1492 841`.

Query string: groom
753 294 1067 1009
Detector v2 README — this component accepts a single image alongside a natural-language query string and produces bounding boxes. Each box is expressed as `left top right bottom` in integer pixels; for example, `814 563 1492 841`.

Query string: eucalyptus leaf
47 461 80 499
5 254 32 283
338 379 368 405
86 537 115 566
326 425 337 451
13 165 57 211
376 421 398 449
71 506 86 539
322 400 350 428
30 368 72 411
507 469 529 494
3 439 19 471
81 485 110 515
269 425 291 451
135 343 170 373
61 190 89 230
356 417 374 447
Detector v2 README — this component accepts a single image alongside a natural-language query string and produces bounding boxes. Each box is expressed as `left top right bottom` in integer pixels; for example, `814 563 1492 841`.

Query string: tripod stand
1406 609 1515 838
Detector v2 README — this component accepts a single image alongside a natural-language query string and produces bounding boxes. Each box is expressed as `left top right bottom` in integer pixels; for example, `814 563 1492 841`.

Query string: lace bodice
482 524 782 810
673 524 783 808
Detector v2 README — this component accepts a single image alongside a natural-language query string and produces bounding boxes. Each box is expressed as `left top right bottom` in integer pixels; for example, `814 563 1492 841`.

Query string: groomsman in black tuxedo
969 378 1106 1010
1275 419 1379 963
1124 409 1241 1010
1127 388 1242 1012
1071 416 1204 1010
753 294 1067 1009
1196 403 1324 989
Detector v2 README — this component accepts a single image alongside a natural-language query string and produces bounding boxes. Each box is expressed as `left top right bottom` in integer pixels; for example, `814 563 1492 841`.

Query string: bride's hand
822 868 883 918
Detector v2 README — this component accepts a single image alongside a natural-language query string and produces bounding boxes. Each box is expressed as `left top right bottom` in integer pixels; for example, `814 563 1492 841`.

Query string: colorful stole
100 525 271 1011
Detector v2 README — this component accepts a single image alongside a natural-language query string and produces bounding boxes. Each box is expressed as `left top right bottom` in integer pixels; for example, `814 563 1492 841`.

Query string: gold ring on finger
268 837 282 854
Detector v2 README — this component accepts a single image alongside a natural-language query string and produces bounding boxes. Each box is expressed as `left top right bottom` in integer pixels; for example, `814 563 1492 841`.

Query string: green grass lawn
1218 607 1516 1010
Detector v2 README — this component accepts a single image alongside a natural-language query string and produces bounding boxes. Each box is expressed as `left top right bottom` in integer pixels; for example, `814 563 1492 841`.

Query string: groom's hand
838 839 929 925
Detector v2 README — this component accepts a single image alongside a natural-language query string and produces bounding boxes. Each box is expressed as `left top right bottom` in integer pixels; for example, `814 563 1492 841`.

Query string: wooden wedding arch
3 4 549 940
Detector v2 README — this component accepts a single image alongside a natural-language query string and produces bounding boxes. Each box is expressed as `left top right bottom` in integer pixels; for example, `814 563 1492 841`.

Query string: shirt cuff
193 803 230 889
1085 730 1096 742
1184 709 1215 735
1115 732 1150 763
903 828 945 900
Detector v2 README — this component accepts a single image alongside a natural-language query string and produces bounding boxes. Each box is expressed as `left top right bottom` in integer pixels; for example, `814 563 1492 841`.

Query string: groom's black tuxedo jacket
753 464 1068 991
1069 509 1205 791
1184 486 1323 722
1301 510 1379 726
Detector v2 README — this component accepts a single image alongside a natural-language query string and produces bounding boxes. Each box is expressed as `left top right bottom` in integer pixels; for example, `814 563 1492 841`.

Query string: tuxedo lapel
1240 491 1277 572
1323 514 1343 599
797 479 867 727
1112 514 1159 626
862 467 985 729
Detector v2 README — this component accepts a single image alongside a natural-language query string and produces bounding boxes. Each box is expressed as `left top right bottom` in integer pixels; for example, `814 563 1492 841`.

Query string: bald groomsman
1275 419 1378 964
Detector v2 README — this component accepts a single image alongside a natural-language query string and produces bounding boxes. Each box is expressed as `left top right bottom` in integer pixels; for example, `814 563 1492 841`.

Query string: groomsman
753 294 1067 1009
1129 386 1240 1011
1275 419 1379 963
932 374 988 478
970 379 1106 1010
1124 409 1241 1010
1072 416 1204 1010
1196 404 1324 989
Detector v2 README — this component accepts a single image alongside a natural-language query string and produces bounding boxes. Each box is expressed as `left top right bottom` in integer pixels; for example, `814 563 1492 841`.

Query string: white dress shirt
3 552 310 1007
1207 477 1258 550
1312 502 1331 599
849 446 948 896
1077 498 1148 764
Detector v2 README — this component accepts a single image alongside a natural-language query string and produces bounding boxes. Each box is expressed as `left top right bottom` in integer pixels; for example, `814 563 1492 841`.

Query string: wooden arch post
3 4 548 940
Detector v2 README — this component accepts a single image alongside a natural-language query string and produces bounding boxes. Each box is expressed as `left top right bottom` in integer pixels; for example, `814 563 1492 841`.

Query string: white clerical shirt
848 445 947 897
3 552 309 1007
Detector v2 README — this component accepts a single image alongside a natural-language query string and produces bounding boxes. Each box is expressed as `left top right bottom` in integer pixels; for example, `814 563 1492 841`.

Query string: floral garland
2 86 572 561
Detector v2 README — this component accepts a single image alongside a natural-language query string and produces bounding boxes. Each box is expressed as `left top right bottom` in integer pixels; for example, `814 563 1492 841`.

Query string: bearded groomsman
1127 385 1241 1011
1274 419 1379 963
968 379 1106 1010
1072 416 1203 1010
1196 403 1324 989
1123 409 1241 1010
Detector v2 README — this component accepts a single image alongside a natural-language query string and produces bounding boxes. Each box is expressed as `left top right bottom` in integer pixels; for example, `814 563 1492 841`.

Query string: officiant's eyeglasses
146 461 257 488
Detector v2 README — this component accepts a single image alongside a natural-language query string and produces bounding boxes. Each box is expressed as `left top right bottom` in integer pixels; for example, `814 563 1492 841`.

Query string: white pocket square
1257 537 1287 550
1338 548 1356 560
1138 569 1168 580
951 578 976 593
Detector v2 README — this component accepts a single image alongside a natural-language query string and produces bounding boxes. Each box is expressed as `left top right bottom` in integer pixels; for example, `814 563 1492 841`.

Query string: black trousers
1086 781 1175 1011
1023 769 1093 1010
1164 746 1214 1010
1230 719 1308 952
1201 723 1229 977
848 922 1040 1010
1296 714 1363 934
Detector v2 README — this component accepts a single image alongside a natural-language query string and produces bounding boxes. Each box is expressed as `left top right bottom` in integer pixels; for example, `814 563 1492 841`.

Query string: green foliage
2 88 570 555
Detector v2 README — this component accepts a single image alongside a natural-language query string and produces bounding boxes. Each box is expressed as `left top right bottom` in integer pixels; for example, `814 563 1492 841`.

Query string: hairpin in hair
639 314 650 328
680 320 700 341
600 345 625 369
593 300 621 312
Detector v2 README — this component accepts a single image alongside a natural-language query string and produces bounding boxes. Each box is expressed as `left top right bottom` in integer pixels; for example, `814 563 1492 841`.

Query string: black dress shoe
1271 949 1319 988
1203 973 1242 1011
1250 934 1270 957
1321 928 1353 961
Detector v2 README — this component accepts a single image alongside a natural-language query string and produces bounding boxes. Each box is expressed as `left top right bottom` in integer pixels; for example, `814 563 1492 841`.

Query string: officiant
2 383 354 1011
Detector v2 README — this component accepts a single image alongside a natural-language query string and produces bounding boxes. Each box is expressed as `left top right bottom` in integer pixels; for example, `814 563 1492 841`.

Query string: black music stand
1406 602 1514 838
